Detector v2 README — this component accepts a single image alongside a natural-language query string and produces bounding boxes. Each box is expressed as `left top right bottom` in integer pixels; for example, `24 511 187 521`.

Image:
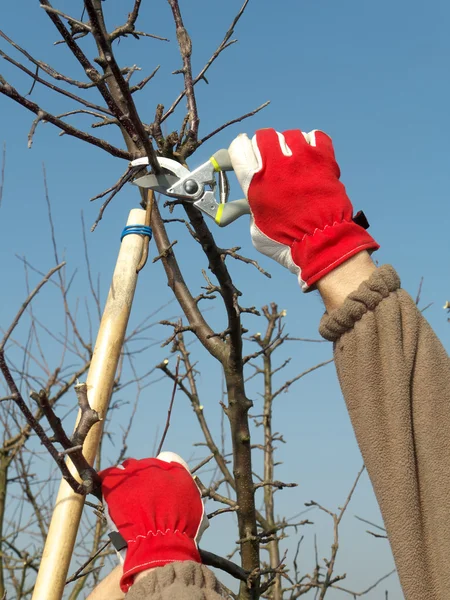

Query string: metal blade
132 173 179 194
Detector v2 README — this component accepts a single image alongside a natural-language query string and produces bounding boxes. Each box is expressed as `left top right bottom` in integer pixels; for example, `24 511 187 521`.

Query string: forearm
85 565 124 600
316 251 376 311
319 265 450 600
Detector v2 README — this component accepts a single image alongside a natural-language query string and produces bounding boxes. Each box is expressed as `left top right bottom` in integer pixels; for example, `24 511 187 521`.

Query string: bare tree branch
82 0 160 171
0 77 130 159
199 101 270 146
0 263 65 352
156 356 180 454
167 1 199 142
39 5 92 33
162 0 251 124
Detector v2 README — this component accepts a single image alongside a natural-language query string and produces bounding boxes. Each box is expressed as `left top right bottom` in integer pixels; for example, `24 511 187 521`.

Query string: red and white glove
99 452 207 593
228 129 379 290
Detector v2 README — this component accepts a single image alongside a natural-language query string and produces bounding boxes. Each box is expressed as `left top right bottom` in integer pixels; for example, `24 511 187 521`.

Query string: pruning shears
131 150 250 227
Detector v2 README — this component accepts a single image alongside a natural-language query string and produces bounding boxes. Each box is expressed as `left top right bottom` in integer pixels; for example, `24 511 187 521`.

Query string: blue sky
1 0 449 597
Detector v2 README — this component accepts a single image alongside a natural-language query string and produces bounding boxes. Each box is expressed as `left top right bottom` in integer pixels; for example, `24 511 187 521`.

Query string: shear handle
214 198 250 227
210 149 233 172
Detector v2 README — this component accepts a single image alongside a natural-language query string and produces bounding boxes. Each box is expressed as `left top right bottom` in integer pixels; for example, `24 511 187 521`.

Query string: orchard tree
0 2 396 598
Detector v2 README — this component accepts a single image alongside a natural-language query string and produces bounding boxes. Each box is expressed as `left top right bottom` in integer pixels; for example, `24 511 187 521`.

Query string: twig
149 202 223 359
126 0 142 28
130 65 160 93
199 101 270 146
167 0 199 141
0 31 113 104
28 110 46 148
0 394 18 402
90 168 135 231
109 0 169 43
0 77 130 159
415 276 424 306
65 540 111 585
191 453 215 474
354 515 386 532
0 263 65 352
39 0 158 155
0 353 86 496
220 246 271 279
207 506 239 519
72 382 101 448
28 384 101 497
30 389 73 450
162 0 251 123
254 481 297 490
114 30 169 43
272 359 334 399
39 5 91 32
305 466 366 600
83 0 160 172
152 240 178 263
331 569 396 596
156 356 181 454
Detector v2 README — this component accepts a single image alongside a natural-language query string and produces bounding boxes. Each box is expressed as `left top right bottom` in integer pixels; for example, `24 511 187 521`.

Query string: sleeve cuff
319 265 401 341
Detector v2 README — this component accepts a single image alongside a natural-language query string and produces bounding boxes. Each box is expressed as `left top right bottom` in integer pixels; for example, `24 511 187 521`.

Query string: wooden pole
32 209 147 600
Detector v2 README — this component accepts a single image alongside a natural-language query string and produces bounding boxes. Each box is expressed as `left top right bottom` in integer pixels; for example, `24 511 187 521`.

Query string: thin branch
128 0 142 28
55 109 110 122
330 569 396 597
109 0 169 43
0 354 87 496
82 0 160 171
272 359 334 399
162 0 251 123
156 356 181 454
415 276 424 306
0 30 113 97
149 202 224 360
90 168 135 231
207 506 239 519
130 65 160 93
29 390 73 450
39 5 91 32
354 515 386 532
254 481 297 490
304 466 366 600
0 263 65 352
65 540 110 585
220 246 271 279
112 30 169 43
39 0 150 147
28 384 101 497
0 395 18 403
199 101 270 146
191 453 214 474
167 0 199 140
0 77 130 159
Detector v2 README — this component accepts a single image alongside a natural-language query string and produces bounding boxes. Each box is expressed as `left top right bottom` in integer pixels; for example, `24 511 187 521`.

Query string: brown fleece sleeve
125 562 227 600
319 265 450 600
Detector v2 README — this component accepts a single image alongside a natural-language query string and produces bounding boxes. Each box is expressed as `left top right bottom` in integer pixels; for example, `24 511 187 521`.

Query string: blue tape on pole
120 225 153 242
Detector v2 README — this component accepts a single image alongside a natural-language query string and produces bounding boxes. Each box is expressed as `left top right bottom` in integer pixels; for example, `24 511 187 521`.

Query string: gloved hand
228 128 379 290
99 452 207 593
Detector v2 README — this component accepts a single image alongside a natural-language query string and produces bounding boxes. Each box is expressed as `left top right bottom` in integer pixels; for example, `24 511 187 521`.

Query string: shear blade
133 173 179 193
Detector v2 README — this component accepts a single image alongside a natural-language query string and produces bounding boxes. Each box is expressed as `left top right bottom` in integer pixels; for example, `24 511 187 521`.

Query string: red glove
228 129 379 290
99 453 205 593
